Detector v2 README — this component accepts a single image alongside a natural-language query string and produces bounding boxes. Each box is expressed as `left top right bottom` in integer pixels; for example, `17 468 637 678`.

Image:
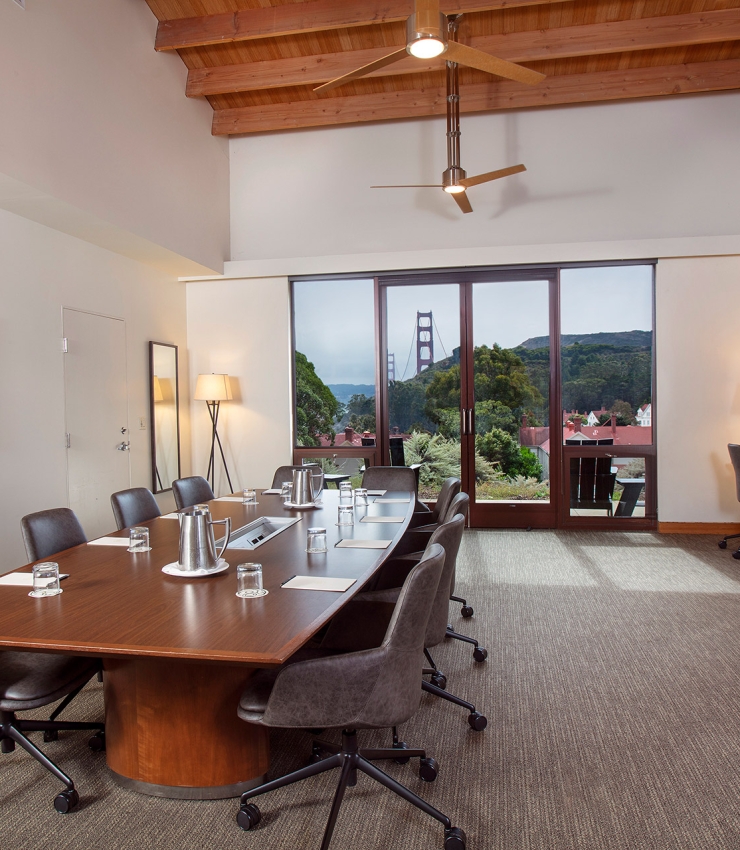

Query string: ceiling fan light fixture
406 11 447 59
444 184 466 194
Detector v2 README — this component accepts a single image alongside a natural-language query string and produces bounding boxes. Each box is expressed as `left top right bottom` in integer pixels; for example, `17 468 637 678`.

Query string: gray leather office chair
110 487 161 530
172 476 215 510
21 508 86 562
235 544 467 850
719 444 740 557
322 513 486 732
15 508 104 812
361 465 417 494
409 476 461 529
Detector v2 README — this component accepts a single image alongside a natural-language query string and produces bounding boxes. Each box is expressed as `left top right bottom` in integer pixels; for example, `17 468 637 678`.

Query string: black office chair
322 513 486 732
172 476 215 510
719 444 740 558
21 508 86 562
110 487 161 530
15 508 104 812
235 544 466 850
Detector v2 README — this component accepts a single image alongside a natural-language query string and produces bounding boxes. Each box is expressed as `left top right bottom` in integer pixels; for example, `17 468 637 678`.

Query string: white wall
656 255 740 523
186 278 292 495
0 0 229 275
230 92 740 263
0 209 189 572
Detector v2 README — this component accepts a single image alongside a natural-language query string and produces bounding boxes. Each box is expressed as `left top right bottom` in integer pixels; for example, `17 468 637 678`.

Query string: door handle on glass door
117 442 130 451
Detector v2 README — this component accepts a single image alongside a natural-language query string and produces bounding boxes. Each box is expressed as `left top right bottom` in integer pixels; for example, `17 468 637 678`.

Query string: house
637 404 653 427
1 0 739 569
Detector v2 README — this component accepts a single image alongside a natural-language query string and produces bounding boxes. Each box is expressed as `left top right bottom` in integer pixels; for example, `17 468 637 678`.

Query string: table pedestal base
103 657 269 799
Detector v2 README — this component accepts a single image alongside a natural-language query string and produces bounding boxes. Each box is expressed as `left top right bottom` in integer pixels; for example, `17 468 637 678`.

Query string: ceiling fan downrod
443 18 465 193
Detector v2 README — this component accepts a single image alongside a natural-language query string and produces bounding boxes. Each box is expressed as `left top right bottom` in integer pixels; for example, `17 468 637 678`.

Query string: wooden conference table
0 489 414 799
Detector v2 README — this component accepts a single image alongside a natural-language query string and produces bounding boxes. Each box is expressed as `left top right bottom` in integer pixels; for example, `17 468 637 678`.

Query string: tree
476 428 543 480
346 393 376 433
294 351 340 446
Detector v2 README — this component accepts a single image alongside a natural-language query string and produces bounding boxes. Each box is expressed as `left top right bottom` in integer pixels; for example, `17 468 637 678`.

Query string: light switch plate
139 417 147 430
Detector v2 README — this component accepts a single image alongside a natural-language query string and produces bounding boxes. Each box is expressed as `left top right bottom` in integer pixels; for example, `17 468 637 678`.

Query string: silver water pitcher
291 468 315 506
178 504 231 571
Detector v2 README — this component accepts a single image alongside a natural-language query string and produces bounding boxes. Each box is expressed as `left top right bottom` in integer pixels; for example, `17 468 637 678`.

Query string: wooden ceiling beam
211 58 740 134
187 9 740 96
155 0 573 51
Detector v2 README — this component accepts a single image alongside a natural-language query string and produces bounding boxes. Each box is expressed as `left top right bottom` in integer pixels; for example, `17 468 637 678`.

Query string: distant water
327 384 376 404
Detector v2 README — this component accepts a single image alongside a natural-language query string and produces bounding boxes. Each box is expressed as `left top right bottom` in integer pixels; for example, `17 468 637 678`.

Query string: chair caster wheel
88 731 106 752
430 673 447 690
393 741 410 765
54 788 79 814
473 646 488 663
43 729 59 742
719 540 728 549
1 739 15 753
419 757 438 782
444 826 466 850
468 711 487 731
733 551 740 560
461 605 474 618
236 802 261 831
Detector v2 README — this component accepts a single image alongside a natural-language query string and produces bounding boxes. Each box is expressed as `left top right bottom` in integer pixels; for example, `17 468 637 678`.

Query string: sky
293 264 653 386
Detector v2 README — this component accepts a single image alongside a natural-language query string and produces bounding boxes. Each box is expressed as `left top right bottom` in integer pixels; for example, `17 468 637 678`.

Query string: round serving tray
161 559 229 578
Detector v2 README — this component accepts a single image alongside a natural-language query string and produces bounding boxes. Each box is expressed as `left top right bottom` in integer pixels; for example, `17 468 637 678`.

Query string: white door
63 309 130 539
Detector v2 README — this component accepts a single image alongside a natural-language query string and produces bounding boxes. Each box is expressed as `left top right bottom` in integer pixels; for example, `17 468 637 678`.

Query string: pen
280 575 297 587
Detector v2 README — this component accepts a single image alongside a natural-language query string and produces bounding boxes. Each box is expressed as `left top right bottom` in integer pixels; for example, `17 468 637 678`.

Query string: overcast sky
293 264 653 386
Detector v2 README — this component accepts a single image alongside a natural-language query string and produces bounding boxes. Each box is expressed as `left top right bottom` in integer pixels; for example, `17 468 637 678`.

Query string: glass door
462 276 557 528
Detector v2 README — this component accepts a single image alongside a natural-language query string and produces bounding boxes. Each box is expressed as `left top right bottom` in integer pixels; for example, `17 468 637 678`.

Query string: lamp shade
152 375 164 403
194 373 232 402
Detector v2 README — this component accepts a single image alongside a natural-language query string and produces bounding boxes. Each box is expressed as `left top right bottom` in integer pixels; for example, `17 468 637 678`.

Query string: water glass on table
29 562 62 598
236 563 268 598
242 488 257 504
128 526 151 553
339 481 353 503
337 505 354 527
281 482 293 503
306 527 328 553
354 488 369 507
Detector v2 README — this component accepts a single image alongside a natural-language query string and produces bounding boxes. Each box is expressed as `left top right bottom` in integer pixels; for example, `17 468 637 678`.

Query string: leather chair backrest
21 508 87 562
271 464 320 490
110 487 161 531
424 514 465 648
730 444 740 501
171 476 215 510
362 466 416 494
429 477 461 523
441 491 469 524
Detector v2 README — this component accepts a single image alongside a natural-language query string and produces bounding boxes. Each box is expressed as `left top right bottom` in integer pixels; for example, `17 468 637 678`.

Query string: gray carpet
3 531 740 849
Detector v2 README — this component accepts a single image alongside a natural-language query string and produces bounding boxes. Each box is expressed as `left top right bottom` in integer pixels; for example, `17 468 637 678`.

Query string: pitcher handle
212 517 231 561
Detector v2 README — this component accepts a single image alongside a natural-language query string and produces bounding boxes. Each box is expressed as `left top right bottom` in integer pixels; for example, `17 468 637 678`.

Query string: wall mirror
150 342 181 493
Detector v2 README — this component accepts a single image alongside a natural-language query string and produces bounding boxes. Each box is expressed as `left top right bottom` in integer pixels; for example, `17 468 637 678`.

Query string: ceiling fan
314 0 545 94
371 49 527 214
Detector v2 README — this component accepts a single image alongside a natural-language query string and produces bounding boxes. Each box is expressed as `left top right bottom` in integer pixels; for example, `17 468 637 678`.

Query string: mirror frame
149 341 181 494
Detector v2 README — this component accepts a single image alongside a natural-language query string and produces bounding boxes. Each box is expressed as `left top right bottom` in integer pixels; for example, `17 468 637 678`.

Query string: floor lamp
194 373 234 494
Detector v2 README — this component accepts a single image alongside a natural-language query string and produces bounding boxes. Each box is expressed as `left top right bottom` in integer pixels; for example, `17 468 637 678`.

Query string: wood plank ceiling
142 0 740 135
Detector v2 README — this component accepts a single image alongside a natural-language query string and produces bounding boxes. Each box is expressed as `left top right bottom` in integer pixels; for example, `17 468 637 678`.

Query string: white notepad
335 539 392 549
88 537 131 546
216 496 249 502
373 498 410 503
160 513 181 519
366 490 387 496
262 489 282 495
360 516 405 523
0 573 68 587
281 576 356 592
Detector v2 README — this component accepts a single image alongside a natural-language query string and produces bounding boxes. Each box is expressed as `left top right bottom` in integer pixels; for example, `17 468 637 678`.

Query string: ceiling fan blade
371 184 443 189
416 0 441 34
444 42 545 86
452 190 473 214
314 48 407 93
460 164 526 188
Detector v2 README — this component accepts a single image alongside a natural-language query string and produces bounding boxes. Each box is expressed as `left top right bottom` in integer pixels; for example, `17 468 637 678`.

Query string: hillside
518 330 652 350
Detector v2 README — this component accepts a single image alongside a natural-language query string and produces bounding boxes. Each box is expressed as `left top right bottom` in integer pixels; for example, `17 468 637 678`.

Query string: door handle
116 441 130 452
460 409 467 436
468 408 474 435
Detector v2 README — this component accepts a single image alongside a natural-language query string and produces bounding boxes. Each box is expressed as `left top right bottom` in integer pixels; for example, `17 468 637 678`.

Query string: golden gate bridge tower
416 311 434 375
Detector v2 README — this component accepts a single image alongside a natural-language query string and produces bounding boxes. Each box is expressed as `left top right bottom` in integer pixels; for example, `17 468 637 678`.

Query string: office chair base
54 788 79 814
240 729 462 850
422 681 488 731
719 532 740 549
450 595 473 618
446 626 488 662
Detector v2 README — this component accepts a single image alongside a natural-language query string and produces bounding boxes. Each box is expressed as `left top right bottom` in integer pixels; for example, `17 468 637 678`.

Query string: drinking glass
339 481 353 503
337 505 354 526
242 488 257 504
128 526 151 553
306 527 328 553
354 488 369 507
29 562 62 598
281 481 293 503
236 563 268 598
